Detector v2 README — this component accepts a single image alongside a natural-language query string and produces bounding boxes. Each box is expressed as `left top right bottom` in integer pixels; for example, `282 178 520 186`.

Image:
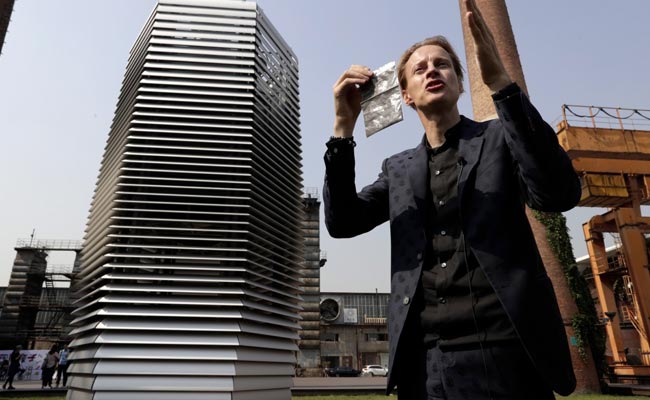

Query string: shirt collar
422 116 465 154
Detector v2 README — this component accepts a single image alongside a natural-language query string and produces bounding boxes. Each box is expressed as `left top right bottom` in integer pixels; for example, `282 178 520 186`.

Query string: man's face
401 45 462 113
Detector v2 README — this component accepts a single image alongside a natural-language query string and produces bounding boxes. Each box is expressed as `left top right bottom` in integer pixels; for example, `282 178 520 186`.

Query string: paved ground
293 376 387 393
2 379 66 389
0 379 66 397
0 377 387 397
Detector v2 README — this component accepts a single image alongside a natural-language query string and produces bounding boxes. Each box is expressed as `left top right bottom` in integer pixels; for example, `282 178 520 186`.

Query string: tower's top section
153 0 298 63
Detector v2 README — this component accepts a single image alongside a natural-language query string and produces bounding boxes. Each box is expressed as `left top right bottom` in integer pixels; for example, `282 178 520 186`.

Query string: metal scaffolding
558 105 650 383
0 238 80 348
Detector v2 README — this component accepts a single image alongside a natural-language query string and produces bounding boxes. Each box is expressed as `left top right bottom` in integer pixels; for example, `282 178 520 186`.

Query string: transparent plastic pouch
360 61 404 137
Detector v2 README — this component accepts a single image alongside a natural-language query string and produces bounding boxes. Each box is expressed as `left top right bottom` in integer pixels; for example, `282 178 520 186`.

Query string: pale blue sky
1 1 649 291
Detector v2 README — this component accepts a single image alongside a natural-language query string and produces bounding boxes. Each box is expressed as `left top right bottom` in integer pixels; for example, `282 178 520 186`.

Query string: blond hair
397 35 464 93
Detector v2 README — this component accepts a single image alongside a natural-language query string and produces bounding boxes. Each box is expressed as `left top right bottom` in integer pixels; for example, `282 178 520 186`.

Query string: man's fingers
333 77 371 96
333 73 370 91
348 64 373 76
466 7 498 55
334 65 372 84
466 0 487 31
465 0 494 44
333 66 373 93
338 69 372 84
467 12 485 44
463 0 510 89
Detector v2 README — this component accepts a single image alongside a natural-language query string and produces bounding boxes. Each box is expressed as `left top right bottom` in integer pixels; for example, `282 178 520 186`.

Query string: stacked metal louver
67 1 303 399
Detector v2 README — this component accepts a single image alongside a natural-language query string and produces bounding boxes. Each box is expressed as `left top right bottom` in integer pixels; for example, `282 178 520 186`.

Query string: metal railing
15 238 83 251
622 303 648 344
555 105 650 131
303 187 319 199
19 295 68 308
642 352 650 366
46 264 75 274
363 316 387 325
590 253 625 274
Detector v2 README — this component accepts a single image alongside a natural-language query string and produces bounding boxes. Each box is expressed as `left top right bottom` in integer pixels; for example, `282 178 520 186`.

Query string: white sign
343 308 358 324
0 349 49 381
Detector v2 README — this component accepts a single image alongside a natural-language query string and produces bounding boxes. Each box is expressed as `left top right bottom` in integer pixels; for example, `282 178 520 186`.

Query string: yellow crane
558 105 650 381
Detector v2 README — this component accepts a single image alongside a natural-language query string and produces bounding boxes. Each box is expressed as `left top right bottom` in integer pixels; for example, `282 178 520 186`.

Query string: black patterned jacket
323 84 580 396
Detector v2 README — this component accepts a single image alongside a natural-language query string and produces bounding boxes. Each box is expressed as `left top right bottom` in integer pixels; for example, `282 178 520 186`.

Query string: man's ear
402 89 413 106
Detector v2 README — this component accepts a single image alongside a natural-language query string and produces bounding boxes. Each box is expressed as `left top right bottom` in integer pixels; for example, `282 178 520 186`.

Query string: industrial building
318 292 390 371
0 239 79 350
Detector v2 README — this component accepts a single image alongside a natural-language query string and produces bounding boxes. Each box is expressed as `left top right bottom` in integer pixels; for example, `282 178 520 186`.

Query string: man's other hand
333 65 373 138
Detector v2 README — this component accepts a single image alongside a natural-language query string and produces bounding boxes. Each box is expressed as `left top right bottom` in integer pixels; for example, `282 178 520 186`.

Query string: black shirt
417 117 517 348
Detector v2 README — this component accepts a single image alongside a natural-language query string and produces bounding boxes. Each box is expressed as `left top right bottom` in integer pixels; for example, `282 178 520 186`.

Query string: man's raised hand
464 0 512 93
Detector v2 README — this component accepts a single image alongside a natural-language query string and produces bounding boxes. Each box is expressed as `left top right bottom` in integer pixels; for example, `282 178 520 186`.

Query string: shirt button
435 170 441 176
417 253 422 261
441 262 447 268
438 200 445 206
438 297 447 304
333 148 338 154
403 296 410 305
440 230 447 236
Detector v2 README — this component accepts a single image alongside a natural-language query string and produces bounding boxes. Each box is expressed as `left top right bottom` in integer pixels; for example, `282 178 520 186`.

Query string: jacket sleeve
323 138 389 238
494 84 581 212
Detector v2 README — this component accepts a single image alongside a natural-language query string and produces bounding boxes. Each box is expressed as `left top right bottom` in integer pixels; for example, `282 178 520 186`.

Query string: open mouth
426 80 445 91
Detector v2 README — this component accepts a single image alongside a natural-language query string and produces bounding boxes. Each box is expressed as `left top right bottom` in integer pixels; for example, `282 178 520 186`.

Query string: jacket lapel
458 118 486 203
407 142 428 205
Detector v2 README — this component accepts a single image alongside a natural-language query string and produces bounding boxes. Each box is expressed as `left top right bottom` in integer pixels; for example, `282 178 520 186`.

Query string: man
56 344 69 387
323 0 579 399
2 345 22 390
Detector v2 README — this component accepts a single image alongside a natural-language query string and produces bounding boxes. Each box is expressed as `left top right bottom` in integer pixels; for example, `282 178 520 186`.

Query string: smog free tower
68 1 303 399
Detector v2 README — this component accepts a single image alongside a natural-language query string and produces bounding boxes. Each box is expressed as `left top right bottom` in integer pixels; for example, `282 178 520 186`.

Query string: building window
366 333 388 342
322 332 339 342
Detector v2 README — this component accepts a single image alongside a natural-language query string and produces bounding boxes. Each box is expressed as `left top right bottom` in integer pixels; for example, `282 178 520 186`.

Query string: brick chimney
458 0 601 393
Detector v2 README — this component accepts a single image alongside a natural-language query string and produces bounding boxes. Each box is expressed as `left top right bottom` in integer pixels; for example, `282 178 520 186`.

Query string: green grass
563 397 645 400
0 395 646 400
289 397 646 400
294 397 650 400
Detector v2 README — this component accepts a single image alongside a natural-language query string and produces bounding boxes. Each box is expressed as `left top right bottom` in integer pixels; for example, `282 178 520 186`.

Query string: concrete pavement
0 379 66 397
0 376 389 398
